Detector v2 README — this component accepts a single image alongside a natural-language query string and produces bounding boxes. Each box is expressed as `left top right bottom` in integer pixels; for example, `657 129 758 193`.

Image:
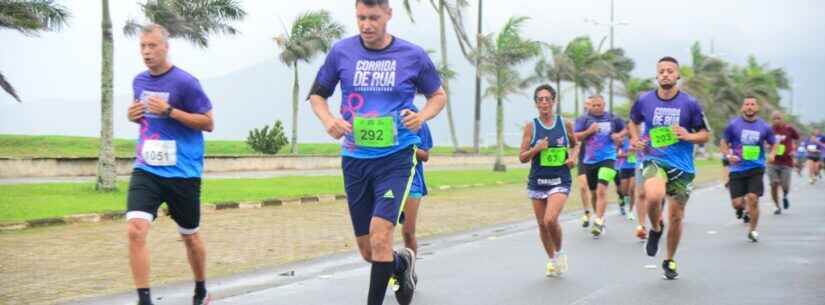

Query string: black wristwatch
162 106 174 117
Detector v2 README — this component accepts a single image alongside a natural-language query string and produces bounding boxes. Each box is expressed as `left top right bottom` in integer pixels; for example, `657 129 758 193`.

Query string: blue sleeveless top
528 116 572 191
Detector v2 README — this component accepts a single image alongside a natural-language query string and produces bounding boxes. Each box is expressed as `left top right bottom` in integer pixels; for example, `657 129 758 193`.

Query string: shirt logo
383 189 395 199
740 129 761 145
353 60 397 92
652 107 681 127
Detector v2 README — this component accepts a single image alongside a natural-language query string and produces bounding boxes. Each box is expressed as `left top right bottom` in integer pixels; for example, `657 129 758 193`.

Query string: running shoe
556 251 568 275
193 293 211 305
619 203 626 216
774 208 781 215
581 214 590 228
748 231 759 242
743 213 751 223
662 259 679 280
394 248 416 305
591 218 605 237
736 208 744 219
627 211 636 221
646 222 664 257
783 197 789 210
545 260 558 277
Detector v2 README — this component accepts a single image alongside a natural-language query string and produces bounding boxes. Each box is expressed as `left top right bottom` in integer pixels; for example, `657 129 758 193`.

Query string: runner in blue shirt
574 95 624 237
401 123 431 259
125 24 214 305
308 1 446 304
720 97 777 242
628 56 710 280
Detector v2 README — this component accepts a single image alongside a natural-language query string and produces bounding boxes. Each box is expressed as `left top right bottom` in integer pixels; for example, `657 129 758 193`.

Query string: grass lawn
0 134 517 158
0 168 530 222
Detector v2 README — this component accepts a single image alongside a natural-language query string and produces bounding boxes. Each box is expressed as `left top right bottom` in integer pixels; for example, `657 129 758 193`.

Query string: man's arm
145 96 214 132
309 94 351 139
402 88 447 132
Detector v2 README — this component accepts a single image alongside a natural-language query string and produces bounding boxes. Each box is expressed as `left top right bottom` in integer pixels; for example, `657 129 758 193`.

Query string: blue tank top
528 116 572 190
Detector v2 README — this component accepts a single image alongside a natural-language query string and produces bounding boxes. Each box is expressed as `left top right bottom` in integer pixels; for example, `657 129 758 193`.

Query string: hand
323 117 352 140
401 109 422 132
565 157 577 168
145 96 170 115
587 123 600 134
727 154 741 165
672 125 690 140
128 100 144 122
767 154 776 164
631 137 647 150
534 137 549 151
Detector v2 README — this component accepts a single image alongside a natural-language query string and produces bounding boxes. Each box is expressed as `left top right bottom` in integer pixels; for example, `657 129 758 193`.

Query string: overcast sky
1 0 823 141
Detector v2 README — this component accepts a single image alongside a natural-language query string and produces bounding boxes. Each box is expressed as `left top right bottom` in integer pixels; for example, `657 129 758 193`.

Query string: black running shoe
193 293 211 305
736 208 744 219
774 208 781 215
646 222 664 257
394 248 416 305
783 198 789 210
662 259 679 280
743 214 750 223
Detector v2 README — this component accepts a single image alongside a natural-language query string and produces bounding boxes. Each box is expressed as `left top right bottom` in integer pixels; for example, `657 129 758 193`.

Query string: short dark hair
534 84 557 101
658 56 679 66
356 0 389 7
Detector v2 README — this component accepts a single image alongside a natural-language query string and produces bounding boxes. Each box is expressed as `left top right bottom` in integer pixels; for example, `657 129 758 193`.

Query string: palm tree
614 76 654 118
274 10 345 154
402 0 475 152
563 36 604 118
104 0 245 191
527 44 574 114
95 0 115 191
474 16 541 171
0 0 70 102
124 0 247 48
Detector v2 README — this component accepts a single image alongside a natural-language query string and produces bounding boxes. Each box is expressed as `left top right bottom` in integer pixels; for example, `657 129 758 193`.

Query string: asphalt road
64 176 825 305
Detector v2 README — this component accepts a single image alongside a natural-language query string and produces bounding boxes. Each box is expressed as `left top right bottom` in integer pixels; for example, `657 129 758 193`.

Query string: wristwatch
162 106 174 117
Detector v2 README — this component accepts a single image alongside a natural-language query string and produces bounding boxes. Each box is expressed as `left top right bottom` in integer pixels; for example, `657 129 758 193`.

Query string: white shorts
528 187 571 200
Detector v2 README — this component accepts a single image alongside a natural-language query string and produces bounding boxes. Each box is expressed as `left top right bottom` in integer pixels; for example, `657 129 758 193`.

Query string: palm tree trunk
556 78 562 114
493 96 506 172
472 0 483 154
290 62 299 154
574 83 580 118
96 0 116 192
439 0 460 152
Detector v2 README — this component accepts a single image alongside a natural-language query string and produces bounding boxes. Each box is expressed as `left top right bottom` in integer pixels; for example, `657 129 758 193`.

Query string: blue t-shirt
723 117 775 173
132 66 212 178
574 112 624 164
411 123 433 195
819 136 825 153
629 90 706 173
313 35 442 159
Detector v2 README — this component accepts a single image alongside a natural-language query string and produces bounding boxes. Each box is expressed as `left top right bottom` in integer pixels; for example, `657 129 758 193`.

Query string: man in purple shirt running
628 56 710 280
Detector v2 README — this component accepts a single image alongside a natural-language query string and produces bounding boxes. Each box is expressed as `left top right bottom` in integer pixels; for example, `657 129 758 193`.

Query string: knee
180 233 201 248
127 221 149 243
746 194 759 204
669 211 683 224
543 217 558 229
369 232 392 254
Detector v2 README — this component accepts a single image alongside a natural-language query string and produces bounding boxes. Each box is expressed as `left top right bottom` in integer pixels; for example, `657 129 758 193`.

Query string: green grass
0 168 530 222
0 134 515 158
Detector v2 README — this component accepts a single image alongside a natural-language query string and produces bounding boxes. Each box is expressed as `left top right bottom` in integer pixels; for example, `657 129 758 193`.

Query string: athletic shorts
722 158 730 167
409 169 427 199
528 183 572 200
126 168 202 235
729 167 765 198
583 160 616 191
619 168 635 180
807 153 822 162
342 146 416 237
641 160 695 204
767 164 791 190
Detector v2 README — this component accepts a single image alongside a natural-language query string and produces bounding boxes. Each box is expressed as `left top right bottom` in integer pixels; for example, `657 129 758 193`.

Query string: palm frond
0 70 22 102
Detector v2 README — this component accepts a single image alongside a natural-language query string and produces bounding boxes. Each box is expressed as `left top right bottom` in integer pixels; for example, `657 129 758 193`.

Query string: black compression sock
137 288 152 305
368 261 395 305
195 281 206 298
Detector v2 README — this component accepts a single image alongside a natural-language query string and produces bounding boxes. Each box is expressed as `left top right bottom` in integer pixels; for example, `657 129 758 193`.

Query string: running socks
368 261 395 305
137 288 152 305
194 281 206 299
